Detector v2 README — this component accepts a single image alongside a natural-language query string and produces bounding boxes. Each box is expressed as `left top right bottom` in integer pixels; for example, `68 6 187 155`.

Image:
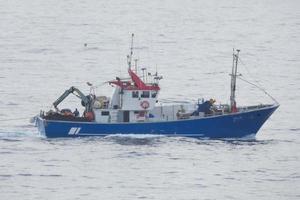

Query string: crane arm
53 86 91 110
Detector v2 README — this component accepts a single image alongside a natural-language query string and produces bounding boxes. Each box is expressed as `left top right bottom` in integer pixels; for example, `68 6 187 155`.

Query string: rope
0 117 30 122
237 76 279 104
238 57 264 89
237 57 279 104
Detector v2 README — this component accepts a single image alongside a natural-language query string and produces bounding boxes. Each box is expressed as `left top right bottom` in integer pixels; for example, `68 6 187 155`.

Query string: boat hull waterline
36 104 278 138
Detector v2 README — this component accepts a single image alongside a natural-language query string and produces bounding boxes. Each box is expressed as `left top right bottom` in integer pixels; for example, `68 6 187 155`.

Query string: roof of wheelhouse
109 68 160 91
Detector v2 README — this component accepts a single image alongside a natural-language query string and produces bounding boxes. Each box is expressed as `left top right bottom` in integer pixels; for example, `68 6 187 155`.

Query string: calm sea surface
0 0 299 199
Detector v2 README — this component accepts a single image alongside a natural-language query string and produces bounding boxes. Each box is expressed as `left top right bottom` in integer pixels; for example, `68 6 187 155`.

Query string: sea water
0 0 299 199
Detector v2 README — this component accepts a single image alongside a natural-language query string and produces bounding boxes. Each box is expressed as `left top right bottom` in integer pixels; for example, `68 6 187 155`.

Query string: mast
127 33 134 69
230 49 240 112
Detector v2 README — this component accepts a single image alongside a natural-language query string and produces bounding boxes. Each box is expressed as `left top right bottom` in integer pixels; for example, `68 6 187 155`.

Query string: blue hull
36 104 278 138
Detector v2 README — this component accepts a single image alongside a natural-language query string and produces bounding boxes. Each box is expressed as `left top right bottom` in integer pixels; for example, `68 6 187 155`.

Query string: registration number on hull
68 127 81 135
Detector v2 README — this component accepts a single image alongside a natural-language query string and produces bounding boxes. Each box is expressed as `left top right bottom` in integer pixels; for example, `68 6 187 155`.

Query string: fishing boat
34 34 279 138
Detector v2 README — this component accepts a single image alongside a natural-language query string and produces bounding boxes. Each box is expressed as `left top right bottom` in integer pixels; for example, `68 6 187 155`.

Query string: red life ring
140 101 150 109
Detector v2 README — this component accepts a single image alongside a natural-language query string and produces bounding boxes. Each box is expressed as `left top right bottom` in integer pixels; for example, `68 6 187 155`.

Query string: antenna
153 65 161 84
134 59 138 74
145 68 148 83
141 67 146 82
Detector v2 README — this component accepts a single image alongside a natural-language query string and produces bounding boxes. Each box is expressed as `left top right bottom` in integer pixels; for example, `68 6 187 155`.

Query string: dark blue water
0 0 299 199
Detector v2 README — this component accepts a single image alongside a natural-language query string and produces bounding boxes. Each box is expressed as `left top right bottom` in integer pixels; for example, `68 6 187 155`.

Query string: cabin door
123 111 130 122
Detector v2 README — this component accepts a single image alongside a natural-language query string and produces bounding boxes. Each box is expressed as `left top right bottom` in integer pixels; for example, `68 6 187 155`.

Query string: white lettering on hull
68 127 81 135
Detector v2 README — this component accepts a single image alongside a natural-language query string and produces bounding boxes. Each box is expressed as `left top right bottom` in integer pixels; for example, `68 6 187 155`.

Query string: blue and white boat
35 35 279 138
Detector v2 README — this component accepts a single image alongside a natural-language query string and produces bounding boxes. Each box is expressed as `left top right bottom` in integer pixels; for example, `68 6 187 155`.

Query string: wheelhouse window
141 91 150 98
101 111 110 116
151 91 157 98
132 91 139 98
